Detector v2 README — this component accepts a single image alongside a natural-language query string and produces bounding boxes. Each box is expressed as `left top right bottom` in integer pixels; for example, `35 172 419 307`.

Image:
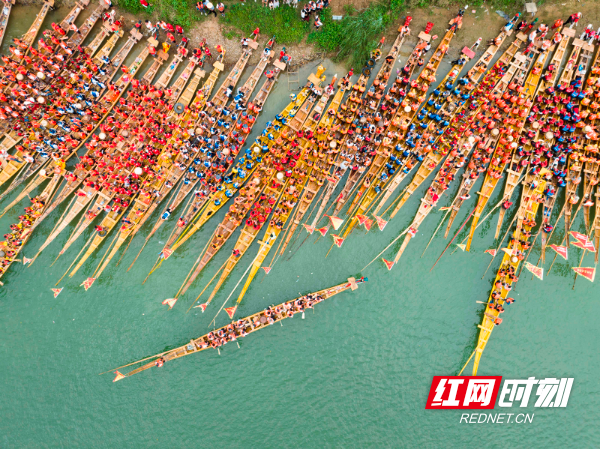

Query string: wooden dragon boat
491 29 573 240
339 13 464 240
307 21 416 232
127 48 278 268
462 171 547 376
90 43 269 279
110 277 366 381
0 0 15 48
18 0 55 56
464 31 558 251
449 29 572 241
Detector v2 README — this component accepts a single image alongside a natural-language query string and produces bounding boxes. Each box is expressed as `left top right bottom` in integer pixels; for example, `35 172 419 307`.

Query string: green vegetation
114 0 202 28
220 2 310 44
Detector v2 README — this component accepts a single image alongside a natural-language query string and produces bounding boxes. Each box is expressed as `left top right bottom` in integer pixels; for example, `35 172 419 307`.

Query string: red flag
382 258 394 270
22 257 32 265
326 215 343 230
51 288 63 298
484 249 497 257
302 224 314 234
225 306 237 319
374 215 388 231
262 266 271 274
356 214 368 226
194 302 207 312
332 234 344 248
524 262 544 280
317 227 328 236
570 231 589 244
162 297 178 309
573 266 596 282
113 371 126 382
571 239 596 253
550 244 568 260
81 277 95 291
162 248 173 259
363 218 373 231
438 206 451 211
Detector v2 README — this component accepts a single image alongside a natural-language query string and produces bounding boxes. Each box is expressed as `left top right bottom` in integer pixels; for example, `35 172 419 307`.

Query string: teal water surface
1 7 599 448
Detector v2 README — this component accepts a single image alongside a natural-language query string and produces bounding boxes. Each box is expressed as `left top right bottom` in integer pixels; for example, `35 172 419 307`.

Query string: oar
572 227 595 290
430 206 476 271
184 259 228 314
458 350 476 376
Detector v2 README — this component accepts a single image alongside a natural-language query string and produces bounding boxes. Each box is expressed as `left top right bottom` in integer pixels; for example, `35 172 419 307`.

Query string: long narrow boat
111 277 366 381
15 0 55 58
339 13 464 240
0 0 15 48
464 171 547 375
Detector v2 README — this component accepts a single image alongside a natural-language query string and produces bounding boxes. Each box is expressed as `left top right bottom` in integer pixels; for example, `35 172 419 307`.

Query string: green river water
1 6 599 448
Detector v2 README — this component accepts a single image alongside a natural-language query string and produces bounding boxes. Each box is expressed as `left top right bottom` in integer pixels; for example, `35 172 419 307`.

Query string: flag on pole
570 231 589 244
456 243 466 251
501 247 515 257
51 288 63 298
162 297 178 309
81 277 95 291
332 234 344 248
484 249 497 257
326 215 343 230
262 266 271 274
363 218 373 231
524 262 544 280
302 224 314 234
550 244 568 260
356 214 368 226
161 248 173 260
317 227 328 236
382 258 394 270
113 371 126 382
374 215 388 231
194 303 207 312
573 267 596 282
571 239 596 253
225 306 237 319
23 257 32 265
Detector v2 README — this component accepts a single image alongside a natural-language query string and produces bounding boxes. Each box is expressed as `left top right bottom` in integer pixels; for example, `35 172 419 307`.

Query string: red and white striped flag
573 267 596 282
550 244 568 260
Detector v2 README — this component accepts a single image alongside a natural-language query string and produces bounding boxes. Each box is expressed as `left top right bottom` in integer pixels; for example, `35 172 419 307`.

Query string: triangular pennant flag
485 249 497 257
570 231 589 245
524 262 544 280
374 215 388 231
225 306 237 319
456 243 466 251
161 248 173 260
356 214 368 226
332 234 344 248
262 266 272 274
193 302 207 312
363 218 373 231
326 215 343 230
571 239 596 253
302 224 314 234
22 257 32 265
162 297 178 309
51 288 63 298
113 371 126 382
550 244 568 260
317 227 329 236
573 266 596 282
501 247 515 256
382 258 394 270
81 277 95 291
